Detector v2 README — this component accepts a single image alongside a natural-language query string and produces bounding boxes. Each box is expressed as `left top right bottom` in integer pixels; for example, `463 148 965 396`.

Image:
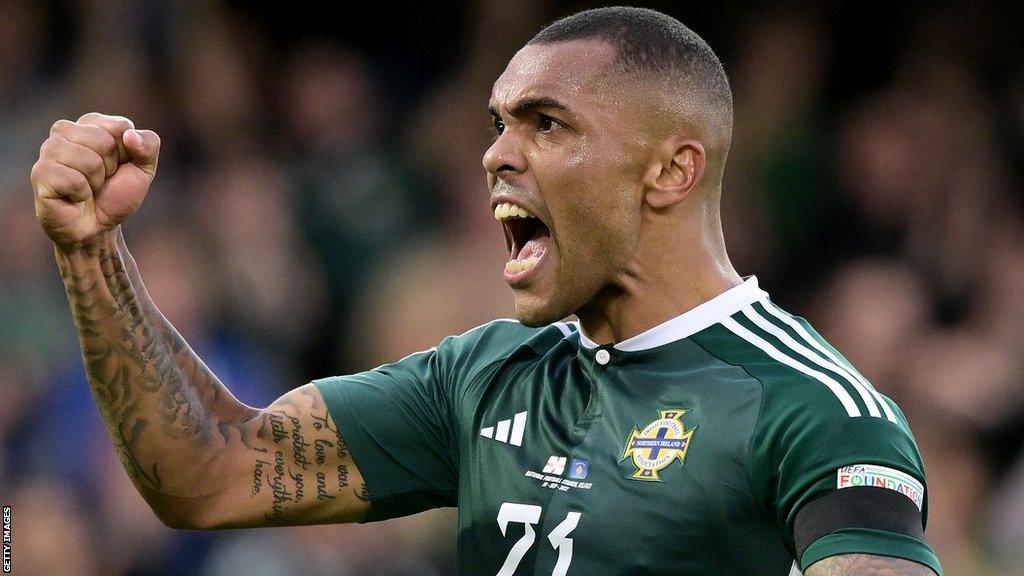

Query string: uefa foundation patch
837 464 924 510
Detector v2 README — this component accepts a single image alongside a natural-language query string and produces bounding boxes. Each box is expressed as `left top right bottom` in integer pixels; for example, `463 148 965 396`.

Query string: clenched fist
31 113 160 252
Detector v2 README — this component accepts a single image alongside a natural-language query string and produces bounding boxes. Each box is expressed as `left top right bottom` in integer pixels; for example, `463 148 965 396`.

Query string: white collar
575 276 767 351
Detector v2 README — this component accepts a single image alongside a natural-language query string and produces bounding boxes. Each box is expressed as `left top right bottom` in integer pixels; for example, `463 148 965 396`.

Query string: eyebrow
488 96 572 119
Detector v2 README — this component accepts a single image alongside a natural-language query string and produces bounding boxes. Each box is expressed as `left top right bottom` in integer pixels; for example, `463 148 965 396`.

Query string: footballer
30 7 940 576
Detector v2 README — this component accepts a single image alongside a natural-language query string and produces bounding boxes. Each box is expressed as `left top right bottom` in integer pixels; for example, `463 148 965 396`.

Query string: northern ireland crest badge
620 409 695 481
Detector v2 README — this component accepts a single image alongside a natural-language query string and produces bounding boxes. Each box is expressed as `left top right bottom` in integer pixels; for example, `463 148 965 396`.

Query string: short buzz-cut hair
527 6 733 143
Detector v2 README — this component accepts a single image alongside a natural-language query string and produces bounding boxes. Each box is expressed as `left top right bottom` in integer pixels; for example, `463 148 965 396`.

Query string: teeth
493 202 532 220
505 255 541 275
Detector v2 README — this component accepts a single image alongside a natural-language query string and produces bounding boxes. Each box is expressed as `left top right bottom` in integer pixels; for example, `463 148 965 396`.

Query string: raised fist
31 113 160 252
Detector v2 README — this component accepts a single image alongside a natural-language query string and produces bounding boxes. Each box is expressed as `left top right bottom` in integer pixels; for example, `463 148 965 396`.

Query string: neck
575 211 742 345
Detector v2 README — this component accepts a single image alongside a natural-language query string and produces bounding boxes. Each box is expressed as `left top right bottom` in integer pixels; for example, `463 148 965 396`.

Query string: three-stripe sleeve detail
740 305 883 419
757 300 898 423
721 317 862 417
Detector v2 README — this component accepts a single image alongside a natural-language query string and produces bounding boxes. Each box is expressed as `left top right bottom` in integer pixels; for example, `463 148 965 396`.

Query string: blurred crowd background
0 0 1022 574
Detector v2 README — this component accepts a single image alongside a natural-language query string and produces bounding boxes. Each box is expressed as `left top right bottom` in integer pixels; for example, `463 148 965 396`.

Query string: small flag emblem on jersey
620 409 695 482
569 458 589 479
543 456 567 475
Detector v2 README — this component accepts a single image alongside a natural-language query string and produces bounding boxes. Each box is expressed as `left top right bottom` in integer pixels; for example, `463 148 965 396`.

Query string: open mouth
493 202 551 278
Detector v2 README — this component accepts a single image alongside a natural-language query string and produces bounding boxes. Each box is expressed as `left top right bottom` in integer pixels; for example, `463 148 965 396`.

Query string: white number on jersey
496 502 581 576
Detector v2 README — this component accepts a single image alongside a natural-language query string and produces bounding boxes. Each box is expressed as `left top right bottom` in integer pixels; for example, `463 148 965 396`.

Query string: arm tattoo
805 554 938 576
247 395 368 524
57 228 256 503
114 419 162 490
58 228 368 527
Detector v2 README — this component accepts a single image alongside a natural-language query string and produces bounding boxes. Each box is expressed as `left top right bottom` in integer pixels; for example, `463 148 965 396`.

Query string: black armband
793 486 925 559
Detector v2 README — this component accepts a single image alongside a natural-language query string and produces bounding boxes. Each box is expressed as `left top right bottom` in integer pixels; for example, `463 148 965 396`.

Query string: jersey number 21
496 502 581 576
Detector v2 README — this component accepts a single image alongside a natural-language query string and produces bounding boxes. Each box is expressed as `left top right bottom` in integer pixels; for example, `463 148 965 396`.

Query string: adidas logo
480 411 527 446
543 456 567 475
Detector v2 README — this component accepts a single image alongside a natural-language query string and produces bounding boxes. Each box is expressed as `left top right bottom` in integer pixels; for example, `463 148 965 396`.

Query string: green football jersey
314 278 942 575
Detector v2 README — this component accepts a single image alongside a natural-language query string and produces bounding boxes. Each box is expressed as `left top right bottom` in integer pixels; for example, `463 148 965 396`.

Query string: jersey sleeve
313 320 536 521
750 387 942 574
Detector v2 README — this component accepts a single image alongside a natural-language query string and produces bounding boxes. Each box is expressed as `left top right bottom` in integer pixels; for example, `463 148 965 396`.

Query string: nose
482 131 526 177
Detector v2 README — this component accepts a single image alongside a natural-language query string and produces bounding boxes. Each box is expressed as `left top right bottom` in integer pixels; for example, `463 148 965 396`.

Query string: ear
642 138 706 209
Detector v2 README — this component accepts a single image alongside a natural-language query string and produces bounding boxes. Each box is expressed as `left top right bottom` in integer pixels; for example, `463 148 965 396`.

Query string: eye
537 114 559 133
491 116 505 136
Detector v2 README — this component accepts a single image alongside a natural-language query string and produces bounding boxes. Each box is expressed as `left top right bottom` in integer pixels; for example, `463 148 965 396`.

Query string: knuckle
39 137 65 160
111 115 136 130
29 160 47 184
101 131 118 154
65 169 89 192
76 112 103 123
38 137 55 157
82 124 118 156
76 112 135 134
80 122 103 138
86 152 104 173
49 118 74 134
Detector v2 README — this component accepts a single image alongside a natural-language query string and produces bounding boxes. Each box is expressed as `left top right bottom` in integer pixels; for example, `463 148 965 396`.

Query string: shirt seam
689 334 773 522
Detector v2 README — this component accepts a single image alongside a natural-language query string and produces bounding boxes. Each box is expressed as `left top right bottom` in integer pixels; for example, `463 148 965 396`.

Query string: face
484 39 651 326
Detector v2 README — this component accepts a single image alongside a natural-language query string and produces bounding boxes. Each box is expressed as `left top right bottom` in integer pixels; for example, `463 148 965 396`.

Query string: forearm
36 114 368 529
111 227 249 424
56 227 258 520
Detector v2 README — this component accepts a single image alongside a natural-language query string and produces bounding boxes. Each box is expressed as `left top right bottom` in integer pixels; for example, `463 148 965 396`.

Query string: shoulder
692 298 925 495
692 298 902 427
716 302 927 503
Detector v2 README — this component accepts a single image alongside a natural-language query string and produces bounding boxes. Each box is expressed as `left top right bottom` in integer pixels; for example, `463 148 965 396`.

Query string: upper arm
188 321 533 528
750 385 941 573
311 347 460 521
805 554 938 576
308 320 539 522
191 382 371 529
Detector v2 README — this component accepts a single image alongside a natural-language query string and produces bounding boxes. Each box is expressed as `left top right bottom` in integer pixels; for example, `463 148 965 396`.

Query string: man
30 7 941 576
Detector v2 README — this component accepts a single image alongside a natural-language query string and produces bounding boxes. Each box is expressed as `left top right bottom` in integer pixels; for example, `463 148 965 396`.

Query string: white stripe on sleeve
742 306 882 418
721 318 862 417
760 301 898 423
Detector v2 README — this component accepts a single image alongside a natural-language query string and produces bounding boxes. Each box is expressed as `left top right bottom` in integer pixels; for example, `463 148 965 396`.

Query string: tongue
517 236 548 260
511 221 551 261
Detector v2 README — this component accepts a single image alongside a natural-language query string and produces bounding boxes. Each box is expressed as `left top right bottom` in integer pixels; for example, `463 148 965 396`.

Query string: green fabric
801 528 942 575
691 305 931 560
313 320 538 521
315 362 459 521
314 299 941 575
